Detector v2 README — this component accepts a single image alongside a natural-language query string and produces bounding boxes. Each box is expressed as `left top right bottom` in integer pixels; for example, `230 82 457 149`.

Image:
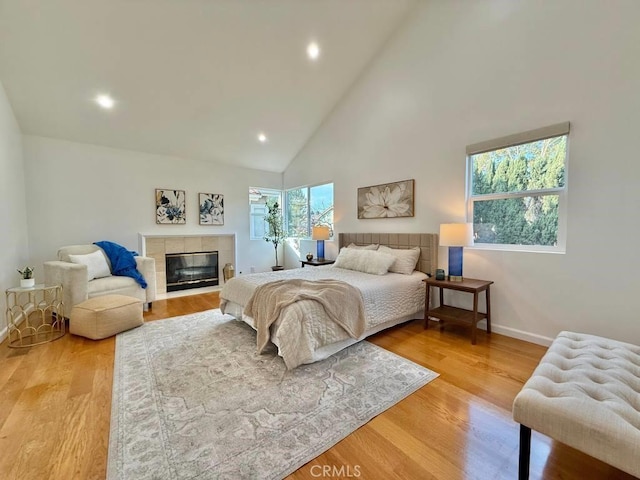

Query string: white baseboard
0 325 7 344
490 324 554 347
427 317 554 347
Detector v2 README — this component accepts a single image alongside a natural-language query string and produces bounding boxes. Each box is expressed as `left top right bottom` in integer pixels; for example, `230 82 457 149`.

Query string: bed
220 233 438 368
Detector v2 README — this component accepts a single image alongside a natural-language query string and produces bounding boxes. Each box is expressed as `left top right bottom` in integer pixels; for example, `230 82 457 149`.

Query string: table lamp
312 225 330 261
439 223 474 281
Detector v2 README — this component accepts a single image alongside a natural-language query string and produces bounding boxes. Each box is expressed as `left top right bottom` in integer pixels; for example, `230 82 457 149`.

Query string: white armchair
44 245 156 312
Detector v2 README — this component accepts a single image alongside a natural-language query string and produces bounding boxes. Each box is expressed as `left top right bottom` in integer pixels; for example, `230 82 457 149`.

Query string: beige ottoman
70 294 143 340
513 331 640 479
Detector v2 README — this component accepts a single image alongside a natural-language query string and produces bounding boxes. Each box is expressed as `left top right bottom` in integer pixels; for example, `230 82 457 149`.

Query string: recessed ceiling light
307 42 320 60
258 133 267 143
95 94 114 109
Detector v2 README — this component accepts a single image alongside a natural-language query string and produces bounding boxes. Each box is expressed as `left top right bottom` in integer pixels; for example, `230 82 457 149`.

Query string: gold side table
5 284 65 348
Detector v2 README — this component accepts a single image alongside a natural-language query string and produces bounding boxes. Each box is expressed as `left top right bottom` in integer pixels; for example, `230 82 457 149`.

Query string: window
466 122 569 251
249 188 281 240
285 183 334 238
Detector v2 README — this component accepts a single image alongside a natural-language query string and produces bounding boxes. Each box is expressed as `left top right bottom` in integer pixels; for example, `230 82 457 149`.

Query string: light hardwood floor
0 293 632 479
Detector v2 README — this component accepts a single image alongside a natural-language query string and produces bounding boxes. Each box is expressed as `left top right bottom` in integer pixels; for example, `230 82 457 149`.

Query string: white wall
23 136 283 279
285 0 640 345
0 81 28 339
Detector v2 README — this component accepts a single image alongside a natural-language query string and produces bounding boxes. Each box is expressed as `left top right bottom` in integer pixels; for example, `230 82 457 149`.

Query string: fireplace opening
166 251 218 292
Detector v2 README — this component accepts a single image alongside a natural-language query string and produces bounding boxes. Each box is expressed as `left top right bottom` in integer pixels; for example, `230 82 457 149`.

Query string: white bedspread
220 265 426 368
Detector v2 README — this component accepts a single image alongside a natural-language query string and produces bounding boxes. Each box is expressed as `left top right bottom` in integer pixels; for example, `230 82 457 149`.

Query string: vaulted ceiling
0 0 415 172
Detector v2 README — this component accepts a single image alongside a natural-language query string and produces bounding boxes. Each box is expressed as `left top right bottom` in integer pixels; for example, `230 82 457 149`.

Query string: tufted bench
513 331 640 479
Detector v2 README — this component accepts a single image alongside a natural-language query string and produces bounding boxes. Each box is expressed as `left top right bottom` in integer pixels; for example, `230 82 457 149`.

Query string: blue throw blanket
94 241 148 288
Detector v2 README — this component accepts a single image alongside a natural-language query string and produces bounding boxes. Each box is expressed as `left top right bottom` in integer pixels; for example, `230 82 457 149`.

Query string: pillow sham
68 250 111 281
333 247 395 275
347 243 379 250
378 245 420 275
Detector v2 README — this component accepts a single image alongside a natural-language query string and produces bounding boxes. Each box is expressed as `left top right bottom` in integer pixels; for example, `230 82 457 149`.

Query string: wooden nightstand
300 259 335 267
423 277 493 344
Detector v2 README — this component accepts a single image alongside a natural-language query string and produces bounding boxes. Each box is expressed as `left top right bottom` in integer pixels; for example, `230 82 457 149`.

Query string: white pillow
333 248 395 275
68 250 111 281
378 245 420 275
347 243 379 250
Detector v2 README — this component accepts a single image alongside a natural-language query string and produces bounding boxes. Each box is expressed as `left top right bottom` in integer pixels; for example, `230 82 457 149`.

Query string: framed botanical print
357 179 414 219
199 193 224 225
156 189 186 224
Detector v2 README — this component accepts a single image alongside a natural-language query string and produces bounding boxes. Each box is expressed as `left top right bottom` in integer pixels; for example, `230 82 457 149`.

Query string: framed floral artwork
156 189 186 224
357 179 414 219
199 193 224 225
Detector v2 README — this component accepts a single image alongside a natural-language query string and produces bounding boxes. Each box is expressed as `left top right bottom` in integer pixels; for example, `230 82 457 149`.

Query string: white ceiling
0 0 415 172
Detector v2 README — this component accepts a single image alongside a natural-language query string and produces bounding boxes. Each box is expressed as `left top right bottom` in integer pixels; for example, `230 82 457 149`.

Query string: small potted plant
18 266 35 288
263 200 286 271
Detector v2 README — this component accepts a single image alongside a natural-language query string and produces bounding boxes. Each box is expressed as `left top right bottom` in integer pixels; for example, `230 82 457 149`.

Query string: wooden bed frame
338 233 439 277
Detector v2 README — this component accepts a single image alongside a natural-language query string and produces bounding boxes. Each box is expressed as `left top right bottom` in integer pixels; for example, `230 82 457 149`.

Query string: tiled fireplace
138 234 235 295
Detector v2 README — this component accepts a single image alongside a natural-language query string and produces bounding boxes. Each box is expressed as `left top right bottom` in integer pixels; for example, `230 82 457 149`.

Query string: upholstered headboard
338 233 438 277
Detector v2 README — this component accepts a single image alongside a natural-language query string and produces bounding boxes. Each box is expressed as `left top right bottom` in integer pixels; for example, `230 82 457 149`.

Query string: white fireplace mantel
138 233 236 295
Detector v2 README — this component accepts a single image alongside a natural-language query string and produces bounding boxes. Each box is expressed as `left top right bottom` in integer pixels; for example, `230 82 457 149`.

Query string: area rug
107 309 438 480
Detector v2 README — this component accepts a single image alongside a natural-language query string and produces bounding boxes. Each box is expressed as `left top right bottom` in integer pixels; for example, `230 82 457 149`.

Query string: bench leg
519 424 531 480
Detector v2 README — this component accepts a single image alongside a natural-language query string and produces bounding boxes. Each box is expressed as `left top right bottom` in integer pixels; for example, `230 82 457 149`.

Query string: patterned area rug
107 309 438 480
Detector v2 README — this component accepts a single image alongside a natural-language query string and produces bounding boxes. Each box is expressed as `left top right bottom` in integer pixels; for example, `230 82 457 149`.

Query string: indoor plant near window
17 266 35 288
264 200 286 271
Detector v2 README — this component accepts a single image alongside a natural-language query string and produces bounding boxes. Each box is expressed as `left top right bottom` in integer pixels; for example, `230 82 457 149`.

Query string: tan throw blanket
243 278 366 356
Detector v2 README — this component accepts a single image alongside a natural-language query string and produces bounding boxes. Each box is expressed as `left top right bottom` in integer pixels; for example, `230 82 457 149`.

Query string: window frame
284 182 334 239
465 122 570 253
249 187 282 241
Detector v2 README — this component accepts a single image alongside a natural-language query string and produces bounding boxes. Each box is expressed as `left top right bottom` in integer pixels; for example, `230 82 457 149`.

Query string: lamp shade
312 225 330 241
439 223 474 247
